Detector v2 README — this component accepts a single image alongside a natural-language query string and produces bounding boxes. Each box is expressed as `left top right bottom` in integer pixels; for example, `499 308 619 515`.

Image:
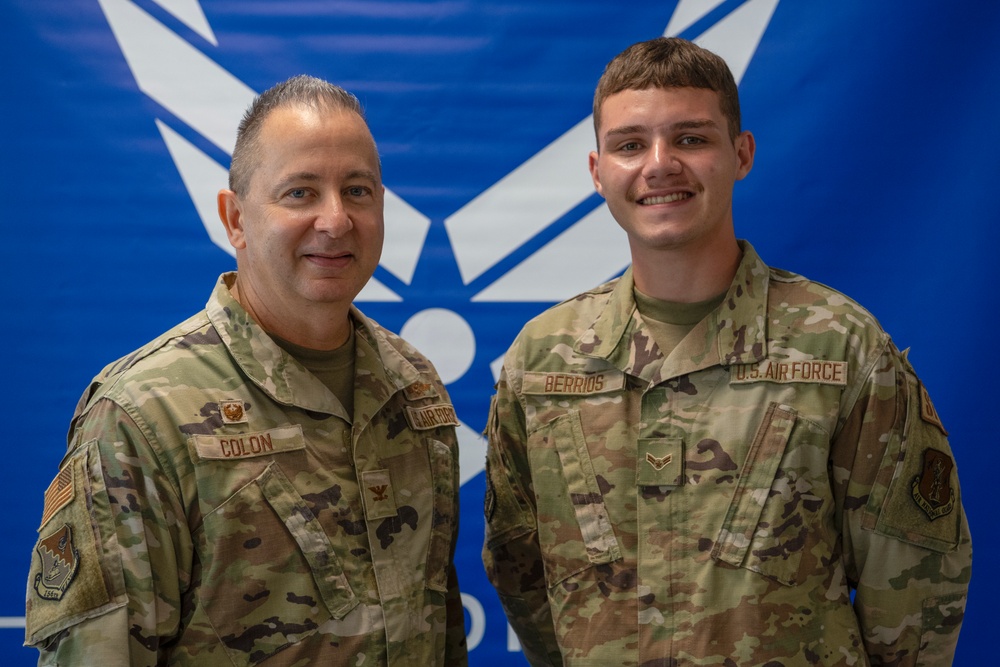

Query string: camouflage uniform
483 242 971 666
26 273 468 666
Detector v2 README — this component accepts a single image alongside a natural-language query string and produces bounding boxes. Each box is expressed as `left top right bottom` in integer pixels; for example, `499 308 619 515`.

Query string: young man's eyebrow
602 124 648 139
601 118 722 141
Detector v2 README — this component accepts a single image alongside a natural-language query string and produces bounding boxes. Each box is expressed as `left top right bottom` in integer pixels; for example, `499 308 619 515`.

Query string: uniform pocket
200 462 358 666
528 411 621 587
25 442 127 645
870 372 963 552
713 402 812 586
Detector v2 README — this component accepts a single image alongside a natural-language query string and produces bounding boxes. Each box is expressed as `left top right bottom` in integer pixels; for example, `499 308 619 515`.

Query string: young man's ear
735 130 755 181
589 150 605 197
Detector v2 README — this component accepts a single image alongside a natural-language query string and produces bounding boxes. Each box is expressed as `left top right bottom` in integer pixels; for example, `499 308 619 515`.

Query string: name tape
405 403 460 431
191 425 305 460
730 360 848 386
523 371 624 396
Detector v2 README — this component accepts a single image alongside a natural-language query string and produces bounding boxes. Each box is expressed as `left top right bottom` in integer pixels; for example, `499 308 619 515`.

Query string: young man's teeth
642 193 690 204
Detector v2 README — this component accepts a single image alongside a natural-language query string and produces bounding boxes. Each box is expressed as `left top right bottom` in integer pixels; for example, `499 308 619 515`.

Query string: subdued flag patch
39 467 74 529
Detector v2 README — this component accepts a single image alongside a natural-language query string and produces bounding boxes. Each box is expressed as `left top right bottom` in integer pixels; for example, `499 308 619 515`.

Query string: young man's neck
630 237 741 304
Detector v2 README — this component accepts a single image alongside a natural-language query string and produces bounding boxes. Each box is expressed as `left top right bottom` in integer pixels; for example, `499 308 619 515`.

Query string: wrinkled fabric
484 242 970 666
27 273 467 666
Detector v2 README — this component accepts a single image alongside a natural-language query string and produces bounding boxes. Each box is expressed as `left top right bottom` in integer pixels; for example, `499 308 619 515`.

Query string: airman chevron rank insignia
646 452 673 470
34 523 80 600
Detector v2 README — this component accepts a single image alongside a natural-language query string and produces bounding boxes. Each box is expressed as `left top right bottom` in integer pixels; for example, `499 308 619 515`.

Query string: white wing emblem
98 0 779 482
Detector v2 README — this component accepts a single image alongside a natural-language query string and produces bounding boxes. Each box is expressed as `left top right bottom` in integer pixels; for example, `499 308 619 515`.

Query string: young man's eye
679 136 705 146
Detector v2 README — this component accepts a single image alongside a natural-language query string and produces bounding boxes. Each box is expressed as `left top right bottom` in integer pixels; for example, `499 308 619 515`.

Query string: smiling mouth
304 251 353 267
306 250 351 260
639 192 692 205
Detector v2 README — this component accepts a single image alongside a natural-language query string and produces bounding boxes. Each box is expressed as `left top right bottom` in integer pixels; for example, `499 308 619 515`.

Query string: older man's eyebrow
342 169 380 183
270 171 321 195
268 169 380 195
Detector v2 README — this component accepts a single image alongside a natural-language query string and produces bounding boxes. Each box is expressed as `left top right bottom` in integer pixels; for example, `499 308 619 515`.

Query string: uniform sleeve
25 398 192 666
482 366 563 667
443 565 467 665
445 426 470 666
834 343 972 665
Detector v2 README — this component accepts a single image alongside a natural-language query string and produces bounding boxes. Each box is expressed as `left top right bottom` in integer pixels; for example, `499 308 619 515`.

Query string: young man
26 75 467 666
483 38 970 666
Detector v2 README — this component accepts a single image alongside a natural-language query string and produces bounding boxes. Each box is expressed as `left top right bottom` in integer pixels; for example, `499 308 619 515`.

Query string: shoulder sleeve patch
39 466 75 530
33 524 81 601
911 448 956 521
873 376 962 553
26 443 126 645
919 382 948 436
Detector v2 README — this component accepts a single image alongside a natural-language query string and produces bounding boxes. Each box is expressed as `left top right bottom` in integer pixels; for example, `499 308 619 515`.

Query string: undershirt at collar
633 287 726 359
270 325 356 419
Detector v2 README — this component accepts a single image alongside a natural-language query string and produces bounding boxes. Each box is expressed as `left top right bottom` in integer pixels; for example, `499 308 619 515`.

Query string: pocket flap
712 403 796 568
258 463 359 620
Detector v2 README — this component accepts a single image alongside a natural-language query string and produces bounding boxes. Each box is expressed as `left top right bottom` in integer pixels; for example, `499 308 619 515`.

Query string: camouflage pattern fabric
483 242 971 666
26 272 468 666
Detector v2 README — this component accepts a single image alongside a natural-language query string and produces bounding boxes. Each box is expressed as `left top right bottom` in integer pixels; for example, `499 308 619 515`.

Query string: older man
26 75 467 666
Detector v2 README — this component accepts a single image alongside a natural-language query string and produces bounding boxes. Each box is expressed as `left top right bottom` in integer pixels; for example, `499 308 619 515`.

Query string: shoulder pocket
870 374 962 553
25 441 126 645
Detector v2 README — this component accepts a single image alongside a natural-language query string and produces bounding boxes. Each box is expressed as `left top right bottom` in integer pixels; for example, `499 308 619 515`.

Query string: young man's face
219 104 384 330
589 86 754 258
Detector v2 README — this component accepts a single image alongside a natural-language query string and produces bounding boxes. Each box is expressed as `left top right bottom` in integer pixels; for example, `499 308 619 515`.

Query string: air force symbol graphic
95 0 774 657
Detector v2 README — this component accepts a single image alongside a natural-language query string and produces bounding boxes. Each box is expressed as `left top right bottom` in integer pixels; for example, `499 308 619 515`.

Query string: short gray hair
228 75 368 195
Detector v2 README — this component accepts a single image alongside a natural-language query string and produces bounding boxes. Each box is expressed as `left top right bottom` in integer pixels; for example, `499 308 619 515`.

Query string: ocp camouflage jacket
484 242 970 666
27 273 468 666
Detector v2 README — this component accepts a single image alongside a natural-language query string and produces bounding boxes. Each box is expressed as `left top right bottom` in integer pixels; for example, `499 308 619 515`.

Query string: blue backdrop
3 1 997 664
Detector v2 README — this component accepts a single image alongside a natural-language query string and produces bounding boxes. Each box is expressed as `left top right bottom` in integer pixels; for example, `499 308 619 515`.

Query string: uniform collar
575 241 769 385
207 272 420 418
